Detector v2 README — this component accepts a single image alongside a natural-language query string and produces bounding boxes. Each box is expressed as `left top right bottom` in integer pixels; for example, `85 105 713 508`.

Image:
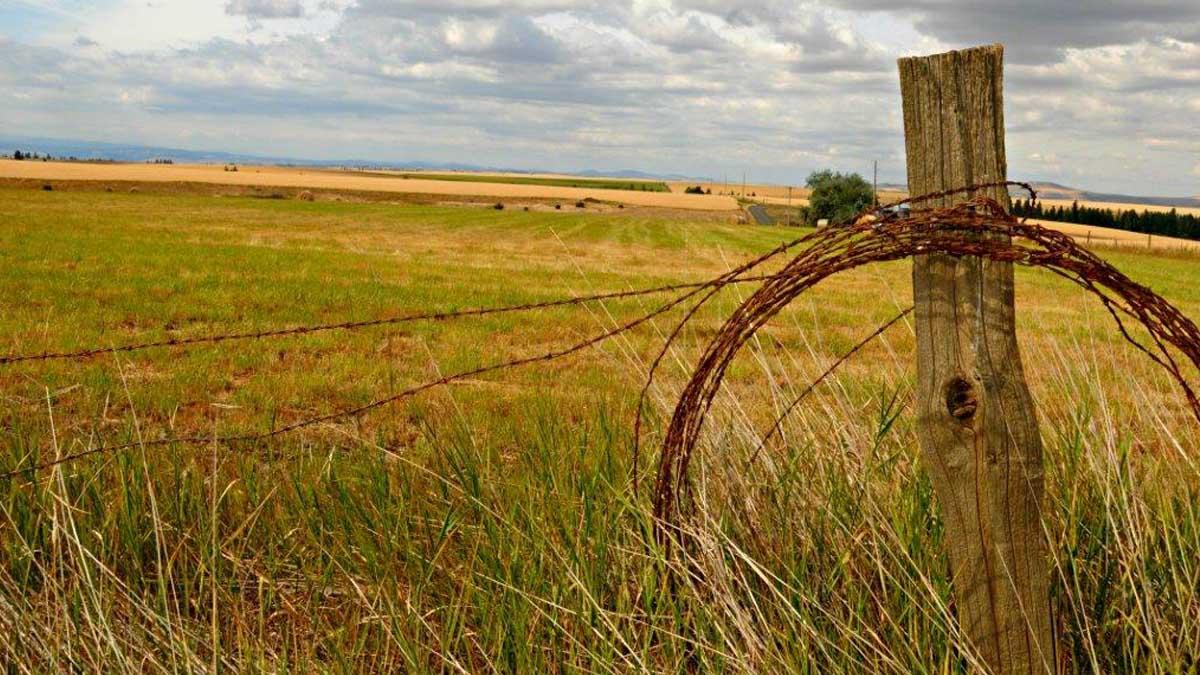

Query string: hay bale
297 190 315 202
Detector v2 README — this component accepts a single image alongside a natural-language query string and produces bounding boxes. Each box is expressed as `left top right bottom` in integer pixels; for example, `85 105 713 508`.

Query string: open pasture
2 184 1200 671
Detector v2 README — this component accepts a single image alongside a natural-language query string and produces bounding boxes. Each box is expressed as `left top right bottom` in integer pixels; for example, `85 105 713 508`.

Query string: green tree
805 170 874 224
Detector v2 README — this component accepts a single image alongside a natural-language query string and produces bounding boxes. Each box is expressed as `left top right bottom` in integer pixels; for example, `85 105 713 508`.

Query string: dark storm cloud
826 0 1200 61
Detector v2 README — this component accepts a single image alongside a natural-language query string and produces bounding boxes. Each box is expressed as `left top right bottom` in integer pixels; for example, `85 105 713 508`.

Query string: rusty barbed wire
0 275 781 366
652 184 1200 531
630 182 1032 488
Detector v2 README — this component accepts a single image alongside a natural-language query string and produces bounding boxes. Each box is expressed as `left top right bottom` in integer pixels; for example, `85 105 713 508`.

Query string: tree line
1013 198 1200 241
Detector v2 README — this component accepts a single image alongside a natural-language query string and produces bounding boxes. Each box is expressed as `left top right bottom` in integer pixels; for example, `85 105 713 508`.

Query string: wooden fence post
898 44 1056 673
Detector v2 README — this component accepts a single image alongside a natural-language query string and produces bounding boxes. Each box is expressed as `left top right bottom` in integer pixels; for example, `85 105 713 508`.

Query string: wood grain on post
898 44 1056 673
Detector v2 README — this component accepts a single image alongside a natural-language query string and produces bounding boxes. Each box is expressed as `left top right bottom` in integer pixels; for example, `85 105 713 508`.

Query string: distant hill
575 168 711 182
0 135 710 183
1018 182 1200 209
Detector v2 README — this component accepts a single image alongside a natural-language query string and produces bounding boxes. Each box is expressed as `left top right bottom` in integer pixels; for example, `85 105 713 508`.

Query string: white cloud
2 1 1197 194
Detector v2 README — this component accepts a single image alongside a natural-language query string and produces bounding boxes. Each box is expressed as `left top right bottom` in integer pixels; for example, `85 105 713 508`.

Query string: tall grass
3 316 1199 672
2 188 1199 671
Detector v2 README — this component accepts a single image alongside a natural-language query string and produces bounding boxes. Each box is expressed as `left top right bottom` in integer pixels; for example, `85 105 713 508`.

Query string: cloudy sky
1 1 1198 194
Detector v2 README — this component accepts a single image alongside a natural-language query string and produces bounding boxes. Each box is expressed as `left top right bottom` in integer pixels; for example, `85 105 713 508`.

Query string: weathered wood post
898 44 1056 672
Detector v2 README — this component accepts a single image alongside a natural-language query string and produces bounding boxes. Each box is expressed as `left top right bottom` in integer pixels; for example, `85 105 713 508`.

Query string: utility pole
873 160 879 208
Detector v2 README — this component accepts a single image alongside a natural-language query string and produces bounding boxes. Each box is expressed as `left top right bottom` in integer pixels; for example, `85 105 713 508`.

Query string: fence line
0 237 810 479
0 181 1050 481
0 275 780 366
8 180 1200 505
2 180 1037 369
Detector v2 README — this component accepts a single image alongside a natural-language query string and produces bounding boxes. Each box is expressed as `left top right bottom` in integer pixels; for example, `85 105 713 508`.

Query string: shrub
684 185 705 194
42 184 53 191
494 203 505 210
575 201 586 209
806 170 873 225
554 204 562 210
297 190 315 202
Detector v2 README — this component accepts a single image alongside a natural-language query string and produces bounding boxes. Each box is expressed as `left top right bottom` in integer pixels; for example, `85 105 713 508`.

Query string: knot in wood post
944 375 978 422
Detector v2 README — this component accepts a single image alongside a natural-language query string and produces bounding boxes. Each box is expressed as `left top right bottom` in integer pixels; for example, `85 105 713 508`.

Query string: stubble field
0 160 735 211
2 182 1200 671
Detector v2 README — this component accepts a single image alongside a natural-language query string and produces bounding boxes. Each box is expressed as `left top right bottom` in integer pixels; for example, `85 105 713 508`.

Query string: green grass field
2 185 1200 671
386 171 671 192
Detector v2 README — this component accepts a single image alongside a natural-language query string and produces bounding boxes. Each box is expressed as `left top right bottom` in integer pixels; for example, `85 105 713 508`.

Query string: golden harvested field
1028 218 1200 251
1039 197 1200 217
758 195 812 206
5 160 1193 253
0 160 738 211
373 168 665 184
667 180 797 198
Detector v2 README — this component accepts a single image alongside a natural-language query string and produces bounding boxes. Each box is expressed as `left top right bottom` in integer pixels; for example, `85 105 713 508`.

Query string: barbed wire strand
0 275 783 367
0 254 800 479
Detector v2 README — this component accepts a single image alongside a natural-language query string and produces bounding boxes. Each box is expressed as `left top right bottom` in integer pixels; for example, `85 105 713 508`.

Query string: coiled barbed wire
652 185 1200 531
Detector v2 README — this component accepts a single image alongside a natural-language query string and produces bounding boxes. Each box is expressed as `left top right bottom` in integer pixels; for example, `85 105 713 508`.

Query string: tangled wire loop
652 189 1200 529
